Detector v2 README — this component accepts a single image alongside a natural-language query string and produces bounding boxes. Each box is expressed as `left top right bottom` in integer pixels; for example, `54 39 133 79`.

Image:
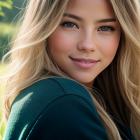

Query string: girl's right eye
61 21 79 29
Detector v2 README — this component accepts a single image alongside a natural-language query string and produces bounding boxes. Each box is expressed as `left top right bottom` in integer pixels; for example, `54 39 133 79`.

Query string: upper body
4 78 135 140
1 0 140 140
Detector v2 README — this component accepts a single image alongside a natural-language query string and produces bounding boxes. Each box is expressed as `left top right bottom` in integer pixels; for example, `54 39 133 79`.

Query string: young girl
2 0 140 139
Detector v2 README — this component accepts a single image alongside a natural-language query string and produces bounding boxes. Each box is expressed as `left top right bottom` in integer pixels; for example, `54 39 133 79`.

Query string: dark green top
4 78 135 140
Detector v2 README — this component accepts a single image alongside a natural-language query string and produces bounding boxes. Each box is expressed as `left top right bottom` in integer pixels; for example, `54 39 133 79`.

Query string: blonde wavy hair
1 0 140 139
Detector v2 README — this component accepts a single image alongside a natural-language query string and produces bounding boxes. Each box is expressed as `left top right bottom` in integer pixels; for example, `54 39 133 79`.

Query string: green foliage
0 0 13 16
0 0 27 23
0 23 14 60
0 118 6 140
0 64 7 140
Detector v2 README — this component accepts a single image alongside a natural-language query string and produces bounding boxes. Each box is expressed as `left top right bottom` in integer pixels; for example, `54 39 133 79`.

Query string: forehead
65 0 115 19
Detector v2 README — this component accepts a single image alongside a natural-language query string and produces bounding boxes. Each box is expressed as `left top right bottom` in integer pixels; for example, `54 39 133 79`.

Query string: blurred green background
0 0 27 139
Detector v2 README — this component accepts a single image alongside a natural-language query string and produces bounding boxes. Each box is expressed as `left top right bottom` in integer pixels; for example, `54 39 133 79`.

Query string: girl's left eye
98 26 115 32
61 21 78 29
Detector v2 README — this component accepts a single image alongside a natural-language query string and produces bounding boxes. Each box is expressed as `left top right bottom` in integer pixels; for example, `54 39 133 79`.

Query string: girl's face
49 0 121 87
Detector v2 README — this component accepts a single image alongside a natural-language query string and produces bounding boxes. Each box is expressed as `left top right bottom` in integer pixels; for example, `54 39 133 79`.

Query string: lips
70 57 99 69
70 57 98 63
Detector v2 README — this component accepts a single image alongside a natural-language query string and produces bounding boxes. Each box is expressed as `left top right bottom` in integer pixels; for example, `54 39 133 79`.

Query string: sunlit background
0 0 27 139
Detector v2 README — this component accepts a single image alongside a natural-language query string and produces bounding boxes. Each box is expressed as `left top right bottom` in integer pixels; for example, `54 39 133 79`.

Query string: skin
49 0 121 88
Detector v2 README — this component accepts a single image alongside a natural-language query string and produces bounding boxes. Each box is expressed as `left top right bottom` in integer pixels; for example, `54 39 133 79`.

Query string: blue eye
98 26 115 31
61 21 78 28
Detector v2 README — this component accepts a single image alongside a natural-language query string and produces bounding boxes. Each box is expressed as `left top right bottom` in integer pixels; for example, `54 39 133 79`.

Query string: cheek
49 29 76 53
99 35 120 59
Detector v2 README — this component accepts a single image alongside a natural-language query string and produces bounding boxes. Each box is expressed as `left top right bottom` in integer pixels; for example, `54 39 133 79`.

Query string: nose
77 32 96 52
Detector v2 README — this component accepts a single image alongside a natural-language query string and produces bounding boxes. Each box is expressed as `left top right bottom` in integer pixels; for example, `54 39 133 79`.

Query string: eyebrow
96 18 116 23
63 13 83 21
63 13 116 23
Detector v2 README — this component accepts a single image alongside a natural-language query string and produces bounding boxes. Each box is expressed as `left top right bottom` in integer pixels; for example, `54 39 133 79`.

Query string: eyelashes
60 21 115 32
61 21 79 29
98 26 115 31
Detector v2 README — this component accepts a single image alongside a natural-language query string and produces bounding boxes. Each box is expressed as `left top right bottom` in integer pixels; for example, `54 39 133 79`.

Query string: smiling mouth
79 61 92 63
70 57 99 69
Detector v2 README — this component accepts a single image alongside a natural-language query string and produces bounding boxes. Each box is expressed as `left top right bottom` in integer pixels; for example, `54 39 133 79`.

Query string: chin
70 75 95 87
